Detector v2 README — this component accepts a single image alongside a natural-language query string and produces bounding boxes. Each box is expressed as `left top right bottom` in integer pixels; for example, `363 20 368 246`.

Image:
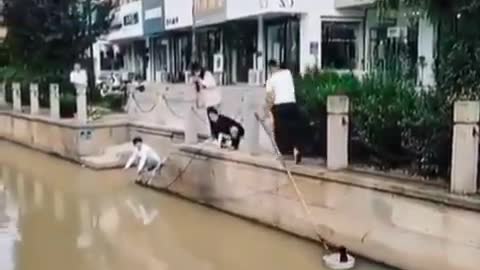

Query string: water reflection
53 190 65 222
0 142 392 270
0 166 19 270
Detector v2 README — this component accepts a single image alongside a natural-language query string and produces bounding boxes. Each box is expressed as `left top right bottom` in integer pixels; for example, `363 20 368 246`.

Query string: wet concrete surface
0 141 393 270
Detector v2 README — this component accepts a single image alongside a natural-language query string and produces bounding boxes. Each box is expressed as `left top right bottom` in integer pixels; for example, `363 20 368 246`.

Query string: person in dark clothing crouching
207 107 245 150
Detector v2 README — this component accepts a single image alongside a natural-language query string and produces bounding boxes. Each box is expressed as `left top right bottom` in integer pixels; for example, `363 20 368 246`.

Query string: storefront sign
107 1 144 41
194 0 227 26
143 0 165 35
214 53 224 73
335 0 374 9
123 13 139 26
145 7 162 20
387 27 407 38
165 0 193 30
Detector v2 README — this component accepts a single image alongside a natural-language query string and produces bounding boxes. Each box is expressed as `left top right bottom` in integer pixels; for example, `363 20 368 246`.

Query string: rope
254 113 331 251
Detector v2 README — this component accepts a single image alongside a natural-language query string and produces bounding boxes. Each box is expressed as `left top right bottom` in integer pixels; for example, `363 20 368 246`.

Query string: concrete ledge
179 144 480 212
146 143 480 270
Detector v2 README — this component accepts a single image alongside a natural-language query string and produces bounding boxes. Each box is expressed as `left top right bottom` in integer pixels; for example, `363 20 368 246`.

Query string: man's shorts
144 158 160 172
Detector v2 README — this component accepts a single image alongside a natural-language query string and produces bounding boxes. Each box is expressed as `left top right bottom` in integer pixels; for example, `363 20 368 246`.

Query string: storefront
164 0 193 82
107 0 146 79
266 16 300 74
143 0 165 82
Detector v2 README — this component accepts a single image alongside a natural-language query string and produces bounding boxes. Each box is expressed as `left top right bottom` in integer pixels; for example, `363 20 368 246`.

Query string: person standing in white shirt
191 62 221 110
264 60 302 164
191 62 222 140
69 63 88 88
124 137 165 184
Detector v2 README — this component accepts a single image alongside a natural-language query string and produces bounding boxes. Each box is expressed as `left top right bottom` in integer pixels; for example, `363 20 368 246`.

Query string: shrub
102 94 125 112
295 69 451 178
60 94 76 118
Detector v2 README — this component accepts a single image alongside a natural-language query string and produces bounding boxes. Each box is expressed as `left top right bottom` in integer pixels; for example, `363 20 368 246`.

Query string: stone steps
81 143 133 170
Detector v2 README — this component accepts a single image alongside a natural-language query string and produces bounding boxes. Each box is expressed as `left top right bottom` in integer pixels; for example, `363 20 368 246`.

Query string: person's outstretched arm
124 150 137 169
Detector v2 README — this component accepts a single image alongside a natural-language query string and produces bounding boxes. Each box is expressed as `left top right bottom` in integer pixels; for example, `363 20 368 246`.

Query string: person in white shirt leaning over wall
124 137 166 184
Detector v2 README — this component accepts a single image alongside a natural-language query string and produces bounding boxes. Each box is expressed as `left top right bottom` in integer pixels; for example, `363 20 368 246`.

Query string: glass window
321 21 361 70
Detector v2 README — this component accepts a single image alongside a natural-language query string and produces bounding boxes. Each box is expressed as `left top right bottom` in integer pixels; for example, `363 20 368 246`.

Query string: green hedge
295 69 451 178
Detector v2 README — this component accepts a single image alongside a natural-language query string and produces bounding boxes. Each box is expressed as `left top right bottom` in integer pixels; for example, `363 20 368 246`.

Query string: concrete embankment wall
154 145 480 270
1 111 480 270
0 112 129 161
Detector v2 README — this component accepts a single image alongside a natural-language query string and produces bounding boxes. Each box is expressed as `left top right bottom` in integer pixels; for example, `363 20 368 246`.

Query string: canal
0 141 393 270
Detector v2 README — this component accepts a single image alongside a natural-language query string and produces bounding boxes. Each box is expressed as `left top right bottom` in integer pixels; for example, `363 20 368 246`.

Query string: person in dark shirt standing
207 107 245 150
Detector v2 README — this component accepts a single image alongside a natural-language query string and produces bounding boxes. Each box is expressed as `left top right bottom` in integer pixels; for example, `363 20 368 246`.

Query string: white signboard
145 7 163 20
214 53 224 73
387 27 408 38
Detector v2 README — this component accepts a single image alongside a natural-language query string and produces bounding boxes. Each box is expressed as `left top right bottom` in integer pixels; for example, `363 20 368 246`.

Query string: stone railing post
30 83 40 115
450 101 480 194
243 91 260 155
0 82 6 106
327 95 349 170
49 83 60 119
12 82 22 112
75 85 88 123
184 104 199 144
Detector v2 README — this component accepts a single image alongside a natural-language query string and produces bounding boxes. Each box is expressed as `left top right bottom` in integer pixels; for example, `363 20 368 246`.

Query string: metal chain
132 93 159 113
161 95 187 119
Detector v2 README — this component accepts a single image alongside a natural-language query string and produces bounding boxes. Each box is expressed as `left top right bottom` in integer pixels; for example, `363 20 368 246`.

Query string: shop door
236 25 256 83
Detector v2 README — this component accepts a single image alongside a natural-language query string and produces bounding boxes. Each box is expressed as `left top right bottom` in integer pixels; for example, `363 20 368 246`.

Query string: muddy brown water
0 141 394 270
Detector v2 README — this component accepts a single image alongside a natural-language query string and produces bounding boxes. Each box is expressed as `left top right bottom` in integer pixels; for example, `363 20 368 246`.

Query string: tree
3 0 113 73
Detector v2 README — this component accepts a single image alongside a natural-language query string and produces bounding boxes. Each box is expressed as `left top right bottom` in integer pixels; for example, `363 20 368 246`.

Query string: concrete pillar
0 82 6 106
75 85 88 123
49 83 60 119
327 95 349 170
450 101 480 194
29 83 40 115
243 91 260 155
184 104 198 144
12 82 21 112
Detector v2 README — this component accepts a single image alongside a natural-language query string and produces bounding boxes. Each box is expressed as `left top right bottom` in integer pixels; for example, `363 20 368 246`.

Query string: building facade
98 0 436 86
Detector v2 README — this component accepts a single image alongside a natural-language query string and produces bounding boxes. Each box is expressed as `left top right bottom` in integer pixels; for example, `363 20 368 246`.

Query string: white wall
108 1 144 41
165 0 193 30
